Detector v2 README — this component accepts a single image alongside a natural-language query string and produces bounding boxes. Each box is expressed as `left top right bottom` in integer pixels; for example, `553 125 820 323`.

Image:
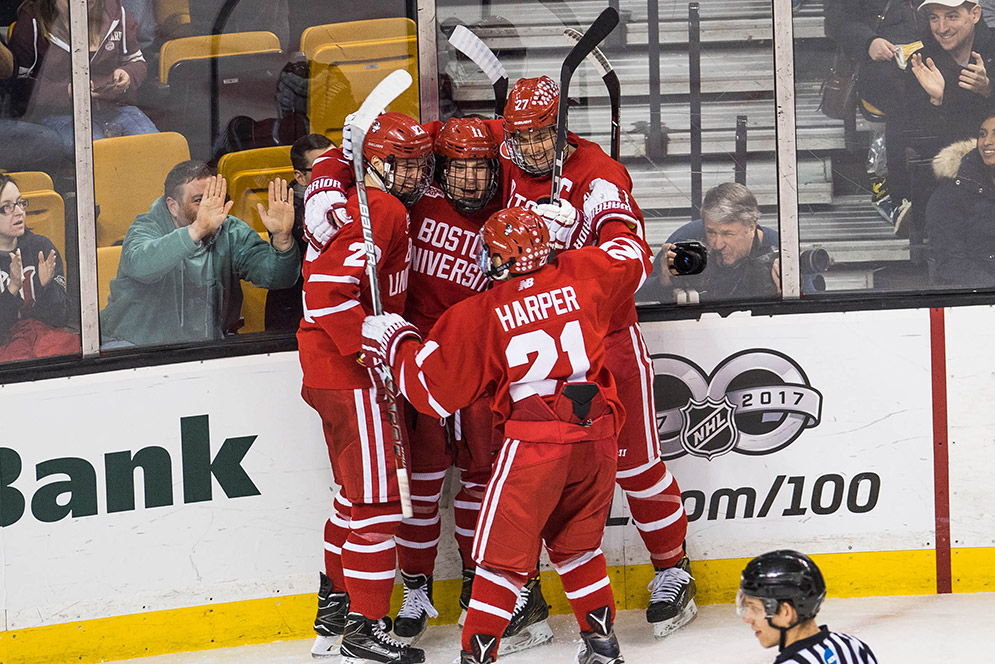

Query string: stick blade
350 69 414 138
561 7 619 75
563 27 614 76
449 25 508 84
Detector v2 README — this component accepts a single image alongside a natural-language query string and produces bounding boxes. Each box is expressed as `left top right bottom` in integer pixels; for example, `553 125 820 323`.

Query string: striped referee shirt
774 626 877 664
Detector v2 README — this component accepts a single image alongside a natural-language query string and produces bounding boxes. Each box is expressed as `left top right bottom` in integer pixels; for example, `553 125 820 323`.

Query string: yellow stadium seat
22 190 66 262
153 0 190 37
226 166 295 233
97 245 123 310
158 31 282 83
6 171 54 194
308 38 419 144
93 132 190 247
300 17 416 60
218 145 292 181
239 231 271 334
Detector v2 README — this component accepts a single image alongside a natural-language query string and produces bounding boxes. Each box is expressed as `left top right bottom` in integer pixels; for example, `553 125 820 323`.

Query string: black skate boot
456 633 499 664
577 606 624 664
646 554 698 638
340 613 425 664
457 567 475 627
312 572 350 658
393 572 439 640
498 575 553 655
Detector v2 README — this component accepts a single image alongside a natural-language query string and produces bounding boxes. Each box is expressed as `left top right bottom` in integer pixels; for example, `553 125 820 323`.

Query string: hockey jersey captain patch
494 286 580 332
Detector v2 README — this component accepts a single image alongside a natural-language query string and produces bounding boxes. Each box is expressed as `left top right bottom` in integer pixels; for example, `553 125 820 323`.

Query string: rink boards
1 306 994 663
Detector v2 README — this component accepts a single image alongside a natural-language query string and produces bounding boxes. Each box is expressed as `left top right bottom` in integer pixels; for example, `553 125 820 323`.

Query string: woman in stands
0 172 75 360
9 0 157 148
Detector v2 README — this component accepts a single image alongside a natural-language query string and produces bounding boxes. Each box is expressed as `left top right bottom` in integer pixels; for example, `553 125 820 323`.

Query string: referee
737 550 878 664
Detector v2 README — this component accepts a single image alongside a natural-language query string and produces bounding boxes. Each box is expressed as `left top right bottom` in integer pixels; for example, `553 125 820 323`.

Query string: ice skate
498 576 553 655
311 572 350 658
575 606 624 664
393 572 439 642
457 567 475 627
647 555 698 638
455 633 499 664
340 613 425 664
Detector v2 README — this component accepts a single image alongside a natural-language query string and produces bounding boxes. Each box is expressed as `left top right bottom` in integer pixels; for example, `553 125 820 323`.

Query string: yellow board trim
2 548 990 664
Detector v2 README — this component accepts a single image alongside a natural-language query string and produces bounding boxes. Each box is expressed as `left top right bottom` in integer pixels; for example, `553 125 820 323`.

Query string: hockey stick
449 24 509 117
551 7 619 203
350 69 415 518
563 27 621 161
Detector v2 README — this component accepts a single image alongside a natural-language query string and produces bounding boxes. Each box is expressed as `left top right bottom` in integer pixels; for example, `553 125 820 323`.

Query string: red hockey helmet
364 112 435 206
478 206 551 280
503 76 559 175
437 117 499 214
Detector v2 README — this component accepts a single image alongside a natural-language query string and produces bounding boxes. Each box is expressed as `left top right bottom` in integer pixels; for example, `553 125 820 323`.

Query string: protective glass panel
437 0 784 308
1 5 82 364
93 0 411 350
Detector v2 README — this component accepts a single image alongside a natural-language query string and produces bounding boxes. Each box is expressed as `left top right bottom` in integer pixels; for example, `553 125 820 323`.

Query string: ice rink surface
115 593 995 663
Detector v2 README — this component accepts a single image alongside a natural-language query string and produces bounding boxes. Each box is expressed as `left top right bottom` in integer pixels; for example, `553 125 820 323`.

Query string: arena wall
1 307 992 663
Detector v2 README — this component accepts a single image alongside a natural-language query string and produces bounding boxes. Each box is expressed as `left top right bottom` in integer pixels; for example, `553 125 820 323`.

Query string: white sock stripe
329 513 350 528
411 470 448 481
334 493 352 507
461 481 487 489
401 515 441 526
350 512 404 529
616 459 658 479
624 470 675 500
454 526 476 537
468 599 513 621
552 549 603 575
564 575 610 600
394 537 440 549
343 539 396 554
454 499 482 509
323 543 342 554
632 504 686 532
343 569 397 581
411 493 442 502
476 566 523 595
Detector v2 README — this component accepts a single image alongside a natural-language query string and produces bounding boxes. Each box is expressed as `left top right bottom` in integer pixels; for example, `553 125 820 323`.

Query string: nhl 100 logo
653 349 823 460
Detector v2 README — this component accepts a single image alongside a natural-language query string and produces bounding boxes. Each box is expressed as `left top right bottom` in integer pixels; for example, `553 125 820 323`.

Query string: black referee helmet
739 549 827 621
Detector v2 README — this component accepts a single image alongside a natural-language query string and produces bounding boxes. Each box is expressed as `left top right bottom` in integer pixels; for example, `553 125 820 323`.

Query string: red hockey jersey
390 222 651 430
405 185 501 334
298 187 411 390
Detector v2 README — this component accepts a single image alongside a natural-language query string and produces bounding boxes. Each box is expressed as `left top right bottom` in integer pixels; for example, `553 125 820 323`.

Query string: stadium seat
152 0 190 44
92 132 191 247
158 31 281 84
218 146 293 232
6 171 54 194
308 37 419 144
96 245 123 310
299 17 416 61
22 189 66 262
239 231 271 334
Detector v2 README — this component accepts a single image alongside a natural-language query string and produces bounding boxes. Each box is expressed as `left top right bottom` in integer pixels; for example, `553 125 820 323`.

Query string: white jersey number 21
505 320 591 401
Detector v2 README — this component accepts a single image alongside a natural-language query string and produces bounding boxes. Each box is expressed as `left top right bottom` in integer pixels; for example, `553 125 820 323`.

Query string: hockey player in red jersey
297 112 430 664
362 206 652 664
495 76 696 638
389 117 504 641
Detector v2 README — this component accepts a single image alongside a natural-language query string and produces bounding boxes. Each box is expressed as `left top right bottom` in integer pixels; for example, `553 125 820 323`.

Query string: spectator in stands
9 0 158 150
824 0 923 232
902 1 995 239
100 160 300 346
0 39 67 175
120 0 155 52
264 133 333 331
926 110 995 287
0 172 76 361
637 183 780 303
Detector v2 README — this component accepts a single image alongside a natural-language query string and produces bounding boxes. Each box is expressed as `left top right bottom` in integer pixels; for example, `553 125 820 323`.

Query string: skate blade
499 619 554 655
652 599 698 639
311 634 342 658
393 627 426 646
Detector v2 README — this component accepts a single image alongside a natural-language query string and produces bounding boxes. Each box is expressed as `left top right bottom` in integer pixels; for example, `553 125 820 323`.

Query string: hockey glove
341 113 355 161
534 199 580 248
361 313 422 367
304 188 352 251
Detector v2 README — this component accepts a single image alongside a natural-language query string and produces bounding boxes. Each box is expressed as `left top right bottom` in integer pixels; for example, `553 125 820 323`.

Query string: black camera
672 241 707 276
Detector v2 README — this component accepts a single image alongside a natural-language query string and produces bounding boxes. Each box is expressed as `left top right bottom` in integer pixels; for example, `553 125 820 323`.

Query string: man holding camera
638 183 781 304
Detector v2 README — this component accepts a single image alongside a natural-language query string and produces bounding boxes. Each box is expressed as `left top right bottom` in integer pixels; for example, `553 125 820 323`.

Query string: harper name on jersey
494 284 580 333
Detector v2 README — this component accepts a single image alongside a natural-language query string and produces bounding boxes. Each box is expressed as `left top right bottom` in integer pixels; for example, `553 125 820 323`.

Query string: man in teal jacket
101 160 301 346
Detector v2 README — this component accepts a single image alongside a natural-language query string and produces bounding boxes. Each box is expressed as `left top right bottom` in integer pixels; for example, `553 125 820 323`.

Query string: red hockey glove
361 313 421 367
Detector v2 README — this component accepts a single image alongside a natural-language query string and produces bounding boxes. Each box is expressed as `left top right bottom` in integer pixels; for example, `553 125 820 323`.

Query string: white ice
114 593 995 663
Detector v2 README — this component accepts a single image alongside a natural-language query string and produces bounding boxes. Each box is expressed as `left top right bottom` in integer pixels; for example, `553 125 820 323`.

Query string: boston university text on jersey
494 285 580 332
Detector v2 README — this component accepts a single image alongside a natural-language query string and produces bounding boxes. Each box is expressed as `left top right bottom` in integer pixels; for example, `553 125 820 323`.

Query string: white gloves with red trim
534 199 579 248
361 313 422 367
341 113 355 161
303 189 352 251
